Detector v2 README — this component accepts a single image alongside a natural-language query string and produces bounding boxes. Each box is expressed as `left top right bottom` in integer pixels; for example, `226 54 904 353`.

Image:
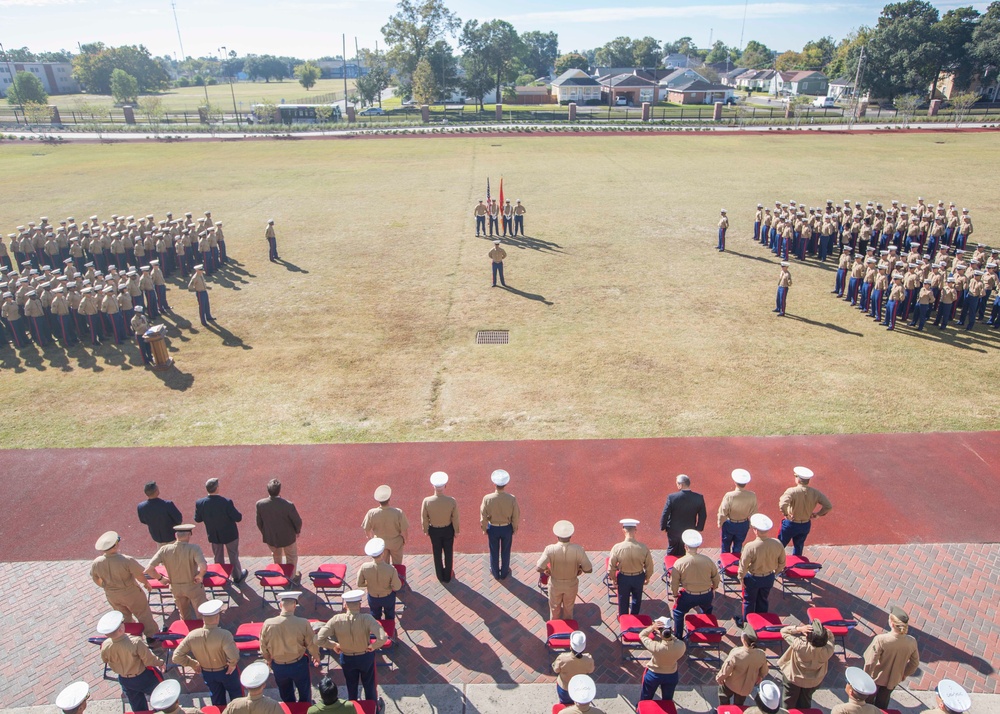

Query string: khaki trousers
171 582 207 620
549 578 579 620
106 585 159 636
268 542 299 575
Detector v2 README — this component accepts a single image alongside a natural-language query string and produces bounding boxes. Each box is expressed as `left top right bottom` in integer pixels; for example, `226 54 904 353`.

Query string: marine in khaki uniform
259 591 320 704
737 514 786 626
54 681 90 714
357 537 402 620
474 200 488 236
777 466 832 556
149 679 200 714
489 240 507 287
832 667 881 714
90 530 158 637
421 471 459 582
607 518 654 616
97 610 165 712
266 220 280 262
563 674 605 714
225 662 283 714
744 680 787 714
775 262 792 316
718 469 757 555
513 199 526 236
171 600 241 707
717 625 769 705
921 680 972 714
717 209 729 252
481 469 520 579
669 529 720 638
317 589 387 703
143 524 207 620
536 520 593 620
778 619 836 710
638 617 686 701
863 606 920 709
362 485 409 565
552 631 595 705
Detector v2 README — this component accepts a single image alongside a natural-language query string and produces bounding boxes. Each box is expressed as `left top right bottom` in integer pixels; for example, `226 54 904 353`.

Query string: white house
550 68 602 104
659 68 707 90
768 70 829 96
0 61 79 97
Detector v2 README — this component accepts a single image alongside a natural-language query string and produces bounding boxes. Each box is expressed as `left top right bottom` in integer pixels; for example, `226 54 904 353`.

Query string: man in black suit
136 481 182 546
194 477 248 584
660 474 707 557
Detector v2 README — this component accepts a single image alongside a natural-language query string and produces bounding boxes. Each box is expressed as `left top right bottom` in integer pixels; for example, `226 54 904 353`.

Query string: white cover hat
570 630 587 652
846 667 877 696
373 485 392 501
430 471 449 487
568 674 597 704
491 469 510 486
793 466 814 480
937 680 972 712
620 518 639 527
681 529 702 547
731 468 751 485
553 520 575 538
198 599 225 617
240 661 270 688
277 591 302 601
55 682 89 712
758 680 781 710
750 513 774 531
149 679 181 711
343 589 366 603
365 537 386 557
96 611 124 635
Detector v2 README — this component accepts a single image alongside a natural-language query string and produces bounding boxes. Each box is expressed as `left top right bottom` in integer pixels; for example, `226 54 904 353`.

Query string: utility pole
848 45 865 130
171 1 187 60
739 0 749 52
342 34 349 106
219 46 241 128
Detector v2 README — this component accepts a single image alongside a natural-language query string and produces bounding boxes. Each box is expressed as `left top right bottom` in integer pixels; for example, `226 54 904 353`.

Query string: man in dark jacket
256 478 303 580
194 477 247 584
137 481 182 546
660 474 707 557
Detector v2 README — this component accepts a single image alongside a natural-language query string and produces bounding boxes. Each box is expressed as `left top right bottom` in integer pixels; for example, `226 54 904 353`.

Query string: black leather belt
728 519 749 524
620 571 644 577
685 590 711 595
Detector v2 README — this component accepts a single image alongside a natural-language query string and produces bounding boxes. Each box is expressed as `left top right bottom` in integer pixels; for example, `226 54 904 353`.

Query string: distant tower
171 0 187 60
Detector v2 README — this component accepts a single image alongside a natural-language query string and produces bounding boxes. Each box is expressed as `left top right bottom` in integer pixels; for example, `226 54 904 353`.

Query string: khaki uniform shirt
357 560 402 597
514 205 526 216
480 491 520 532
421 494 459 533
718 489 757 527
738 536 786 580
91 552 146 593
778 270 792 288
717 645 769 697
224 694 284 714
719 217 729 230
863 631 919 688
832 697 883 714
317 607 386 656
148 541 207 585
608 539 654 581
778 627 836 687
259 612 319 664
188 273 207 292
101 634 163 677
670 552 720 597
779 485 833 522
489 247 507 263
639 626 686 673
474 204 488 216
361 506 408 553
552 652 595 689
536 542 593 582
172 623 240 671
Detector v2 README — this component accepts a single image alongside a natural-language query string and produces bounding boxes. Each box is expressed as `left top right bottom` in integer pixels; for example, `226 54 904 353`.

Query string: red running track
2 431 997 562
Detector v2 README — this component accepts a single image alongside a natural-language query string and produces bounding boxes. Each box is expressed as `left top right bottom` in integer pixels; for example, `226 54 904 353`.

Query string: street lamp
218 45 241 128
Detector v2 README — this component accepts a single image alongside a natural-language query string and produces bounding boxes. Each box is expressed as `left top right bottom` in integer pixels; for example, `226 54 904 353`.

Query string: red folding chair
781 556 822 600
745 612 786 659
718 553 741 596
545 619 580 652
308 563 348 608
618 613 652 662
552 706 567 714
201 708 223 714
788 709 823 714
145 565 173 614
806 606 857 658
717 707 746 714
637 701 678 714
659 555 678 588
685 613 726 663
204 563 233 605
538 570 549 594
881 710 903 714
352 703 377 714
281 704 310 714
154 619 203 670
372 618 396 668
88 623 146 680
254 564 295 609
234 621 263 657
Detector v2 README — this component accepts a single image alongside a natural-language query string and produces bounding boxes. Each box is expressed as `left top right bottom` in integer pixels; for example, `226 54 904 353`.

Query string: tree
776 51 806 71
73 44 169 94
75 101 109 141
294 61 321 90
7 71 48 106
110 69 139 105
632 36 662 67
521 31 559 77
663 36 698 56
740 40 773 69
460 46 494 109
137 96 165 133
555 52 589 74
459 19 525 104
382 0 461 89
595 36 635 67
932 7 980 97
789 94 812 126
412 57 438 104
23 101 53 126
948 90 979 124
313 104 335 123
971 2 1000 83
425 40 460 96
894 93 922 125
825 27 872 79
801 37 837 71
253 98 278 124
3 46 36 62
863 1 942 101
705 41 732 65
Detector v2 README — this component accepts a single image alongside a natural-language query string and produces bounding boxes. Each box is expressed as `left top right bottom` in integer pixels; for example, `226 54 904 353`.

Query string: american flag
486 177 491 204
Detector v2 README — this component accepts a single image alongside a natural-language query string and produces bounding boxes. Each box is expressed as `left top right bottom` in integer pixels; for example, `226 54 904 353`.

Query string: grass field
2 132 998 449
51 78 355 112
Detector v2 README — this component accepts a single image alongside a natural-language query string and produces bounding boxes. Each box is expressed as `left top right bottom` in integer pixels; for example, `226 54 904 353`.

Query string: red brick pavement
2 432 999 563
1 543 996 708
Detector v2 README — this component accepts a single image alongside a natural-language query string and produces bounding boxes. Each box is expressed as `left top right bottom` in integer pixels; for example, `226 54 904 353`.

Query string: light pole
219 46 241 128
0 41 23 115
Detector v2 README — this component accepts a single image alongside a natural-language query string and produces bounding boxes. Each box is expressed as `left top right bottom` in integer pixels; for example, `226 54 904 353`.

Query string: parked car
615 97 631 106
359 107 386 116
813 96 836 108
723 96 744 105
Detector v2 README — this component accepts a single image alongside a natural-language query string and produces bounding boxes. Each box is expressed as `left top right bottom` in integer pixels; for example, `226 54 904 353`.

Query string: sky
1 0 993 61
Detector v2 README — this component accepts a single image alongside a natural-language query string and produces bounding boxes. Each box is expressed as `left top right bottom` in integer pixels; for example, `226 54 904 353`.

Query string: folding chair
788 709 823 714
374 618 396 668
717 707 746 714
308 563 348 608
806 606 857 658
145 565 173 614
352 703 377 714
637 701 678 714
745 612 786 659
718 553 741 596
781 556 822 599
603 557 618 605
552 706 567 714
618 613 652 662
279 704 310 714
881 710 903 714
234 622 263 657
203 563 233 605
684 613 726 663
538 571 549 594
254 564 295 609
659 555 678 587
88 623 146 680
201 708 223 714
153 619 203 670
393 564 407 590
545 619 580 652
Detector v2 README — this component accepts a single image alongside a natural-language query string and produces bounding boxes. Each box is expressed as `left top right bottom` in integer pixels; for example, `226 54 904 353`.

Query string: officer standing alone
481 469 520 580
421 471 459 583
489 240 507 287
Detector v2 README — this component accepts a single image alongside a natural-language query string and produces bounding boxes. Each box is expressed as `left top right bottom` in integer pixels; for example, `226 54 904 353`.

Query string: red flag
498 178 505 220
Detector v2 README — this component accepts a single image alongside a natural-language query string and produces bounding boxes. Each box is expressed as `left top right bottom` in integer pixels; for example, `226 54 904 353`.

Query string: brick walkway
2 543 996 708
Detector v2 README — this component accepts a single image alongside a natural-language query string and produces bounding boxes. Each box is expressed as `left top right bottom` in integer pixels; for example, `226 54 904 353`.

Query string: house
769 70 829 96
593 67 674 82
735 69 776 91
659 67 708 90
663 53 703 69
550 68 602 104
0 61 79 97
315 59 368 79
827 77 855 100
929 71 999 101
512 85 554 105
719 67 748 87
598 71 660 105
664 78 734 105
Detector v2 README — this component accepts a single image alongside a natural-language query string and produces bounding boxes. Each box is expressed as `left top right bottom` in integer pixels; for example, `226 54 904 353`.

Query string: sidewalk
1 544 996 709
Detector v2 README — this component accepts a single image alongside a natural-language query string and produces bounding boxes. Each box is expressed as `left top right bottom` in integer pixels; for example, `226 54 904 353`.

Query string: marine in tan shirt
717 627 769 704
421 472 459 582
863 607 920 708
357 555 402 598
317 596 387 656
778 622 836 708
259 595 320 666
639 621 686 673
100 625 164 678
171 602 240 685
552 643 595 694
718 469 757 555
361 485 409 564
778 468 833 555
608 519 654 616
143 525 207 620
737 530 786 581
90 531 158 636
536 521 593 620
669 530 720 638
481 471 519 579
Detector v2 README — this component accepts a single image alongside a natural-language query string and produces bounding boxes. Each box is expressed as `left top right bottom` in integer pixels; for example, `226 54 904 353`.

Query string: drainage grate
476 330 509 345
